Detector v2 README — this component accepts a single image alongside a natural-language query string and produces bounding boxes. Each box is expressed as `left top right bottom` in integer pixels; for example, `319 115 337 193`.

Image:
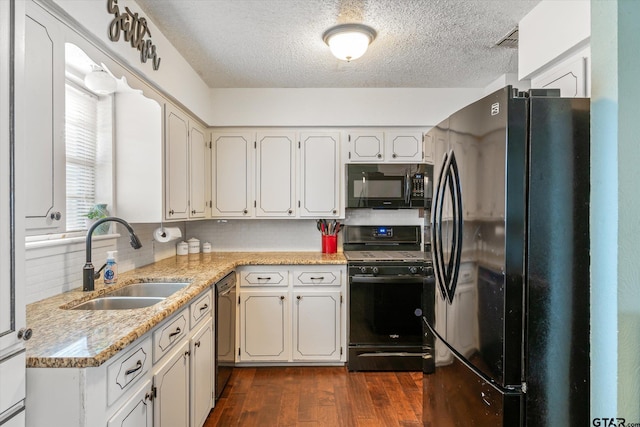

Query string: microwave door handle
405 172 411 205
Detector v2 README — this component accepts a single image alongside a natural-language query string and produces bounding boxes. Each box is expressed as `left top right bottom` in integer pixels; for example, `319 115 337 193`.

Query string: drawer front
153 309 188 363
240 270 288 287
190 289 213 329
292 268 342 286
107 337 152 406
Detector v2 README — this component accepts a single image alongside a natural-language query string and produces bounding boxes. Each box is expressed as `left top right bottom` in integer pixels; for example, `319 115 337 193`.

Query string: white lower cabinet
237 265 346 365
239 291 289 361
26 289 216 427
108 379 154 427
292 290 341 361
190 321 213 427
154 340 190 427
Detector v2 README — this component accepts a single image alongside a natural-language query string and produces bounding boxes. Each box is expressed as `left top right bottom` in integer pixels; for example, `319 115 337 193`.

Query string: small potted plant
84 203 110 235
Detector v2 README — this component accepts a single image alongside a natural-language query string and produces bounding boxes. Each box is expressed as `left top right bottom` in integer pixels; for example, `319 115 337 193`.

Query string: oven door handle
350 276 425 284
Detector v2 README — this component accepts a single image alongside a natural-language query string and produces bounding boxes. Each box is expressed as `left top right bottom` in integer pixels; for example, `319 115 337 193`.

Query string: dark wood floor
204 366 423 426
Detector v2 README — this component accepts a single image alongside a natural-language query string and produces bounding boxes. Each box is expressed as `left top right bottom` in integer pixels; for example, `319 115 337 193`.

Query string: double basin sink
70 282 190 310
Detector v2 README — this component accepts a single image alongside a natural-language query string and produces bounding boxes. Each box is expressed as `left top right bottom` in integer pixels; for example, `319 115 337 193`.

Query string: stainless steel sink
106 282 190 298
71 296 166 310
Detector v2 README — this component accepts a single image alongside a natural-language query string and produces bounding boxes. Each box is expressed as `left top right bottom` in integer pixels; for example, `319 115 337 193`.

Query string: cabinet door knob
280 296 285 300
377 153 382 158
195 341 201 348
332 209 337 214
49 211 61 221
184 350 191 358
169 209 175 215
392 153 397 158
296 295 301 300
17 328 33 341
243 209 248 214
288 209 292 215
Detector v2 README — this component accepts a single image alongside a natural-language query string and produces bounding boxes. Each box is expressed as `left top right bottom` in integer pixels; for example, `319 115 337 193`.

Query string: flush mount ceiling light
84 65 116 95
322 23 377 62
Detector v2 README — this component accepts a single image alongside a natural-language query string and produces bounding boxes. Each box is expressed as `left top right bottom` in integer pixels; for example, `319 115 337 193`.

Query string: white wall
209 88 483 127
591 0 640 420
518 0 590 80
51 0 212 122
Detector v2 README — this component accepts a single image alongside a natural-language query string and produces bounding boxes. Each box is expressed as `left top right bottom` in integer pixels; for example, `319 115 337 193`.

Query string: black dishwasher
215 272 236 399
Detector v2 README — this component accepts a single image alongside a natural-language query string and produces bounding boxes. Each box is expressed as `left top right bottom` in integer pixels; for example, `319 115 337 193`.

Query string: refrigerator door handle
432 151 450 302
432 149 463 304
447 150 464 303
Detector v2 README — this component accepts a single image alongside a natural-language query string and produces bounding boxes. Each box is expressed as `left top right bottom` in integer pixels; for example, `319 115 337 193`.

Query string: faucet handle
94 263 107 280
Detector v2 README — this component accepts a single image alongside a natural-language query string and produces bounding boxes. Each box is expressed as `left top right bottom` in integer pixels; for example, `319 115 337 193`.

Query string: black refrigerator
422 86 590 426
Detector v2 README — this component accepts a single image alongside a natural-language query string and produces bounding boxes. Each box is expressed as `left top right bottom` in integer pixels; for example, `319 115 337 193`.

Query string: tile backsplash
25 210 423 304
25 223 178 304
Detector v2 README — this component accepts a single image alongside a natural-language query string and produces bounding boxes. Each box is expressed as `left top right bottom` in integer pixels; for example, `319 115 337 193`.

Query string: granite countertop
26 251 346 369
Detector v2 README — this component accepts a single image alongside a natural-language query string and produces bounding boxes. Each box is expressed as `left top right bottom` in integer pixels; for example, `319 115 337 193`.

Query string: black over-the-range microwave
346 163 433 209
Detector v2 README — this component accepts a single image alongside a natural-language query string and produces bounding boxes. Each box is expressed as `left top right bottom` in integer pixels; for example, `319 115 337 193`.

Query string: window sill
25 233 120 260
26 232 121 250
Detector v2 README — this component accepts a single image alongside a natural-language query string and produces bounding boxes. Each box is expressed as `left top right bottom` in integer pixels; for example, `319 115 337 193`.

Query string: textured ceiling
135 0 541 89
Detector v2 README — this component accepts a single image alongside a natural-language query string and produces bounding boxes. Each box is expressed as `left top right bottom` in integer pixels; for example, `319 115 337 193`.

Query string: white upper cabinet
165 104 190 220
24 2 65 234
385 131 424 162
348 131 384 162
188 122 208 219
299 132 340 217
255 131 296 217
347 129 426 163
423 131 435 165
211 132 254 217
211 129 342 219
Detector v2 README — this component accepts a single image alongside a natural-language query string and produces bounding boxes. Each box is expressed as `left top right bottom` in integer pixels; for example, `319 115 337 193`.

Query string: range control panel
372 227 393 238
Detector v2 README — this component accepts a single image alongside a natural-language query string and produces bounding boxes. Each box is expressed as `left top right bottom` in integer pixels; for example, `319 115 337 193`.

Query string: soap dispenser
104 251 118 285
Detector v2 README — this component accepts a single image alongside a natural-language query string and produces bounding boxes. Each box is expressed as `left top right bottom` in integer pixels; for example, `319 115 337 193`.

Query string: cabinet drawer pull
309 276 325 280
257 277 271 280
199 303 209 311
169 327 182 338
125 360 142 376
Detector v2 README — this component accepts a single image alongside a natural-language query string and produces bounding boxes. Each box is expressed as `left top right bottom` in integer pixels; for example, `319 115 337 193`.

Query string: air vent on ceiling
496 27 519 48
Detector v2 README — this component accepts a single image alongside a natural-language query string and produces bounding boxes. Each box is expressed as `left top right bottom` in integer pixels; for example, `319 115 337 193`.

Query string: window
65 81 114 233
65 83 98 231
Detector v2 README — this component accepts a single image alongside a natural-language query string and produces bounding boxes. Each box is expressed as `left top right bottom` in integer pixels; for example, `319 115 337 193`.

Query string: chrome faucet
83 217 143 292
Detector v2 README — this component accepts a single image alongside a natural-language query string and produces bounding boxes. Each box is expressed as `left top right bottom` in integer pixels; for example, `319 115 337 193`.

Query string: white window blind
65 83 98 232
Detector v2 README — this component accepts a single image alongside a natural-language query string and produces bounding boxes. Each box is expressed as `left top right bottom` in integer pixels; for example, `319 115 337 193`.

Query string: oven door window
349 276 423 345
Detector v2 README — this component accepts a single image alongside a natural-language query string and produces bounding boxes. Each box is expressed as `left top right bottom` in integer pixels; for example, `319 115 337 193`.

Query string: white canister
187 238 200 254
176 241 188 256
202 242 212 253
